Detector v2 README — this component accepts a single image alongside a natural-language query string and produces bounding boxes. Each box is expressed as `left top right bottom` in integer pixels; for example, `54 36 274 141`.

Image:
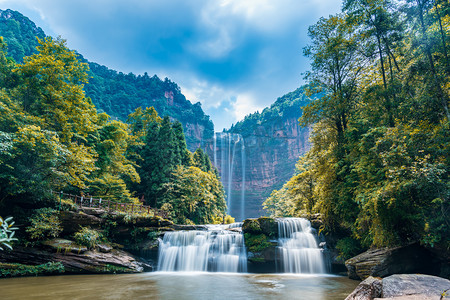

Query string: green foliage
161 165 226 224
84 64 214 149
26 208 62 240
336 237 363 261
265 0 450 254
244 233 272 253
224 215 235 224
0 216 18 250
73 227 105 249
0 9 45 63
0 262 65 278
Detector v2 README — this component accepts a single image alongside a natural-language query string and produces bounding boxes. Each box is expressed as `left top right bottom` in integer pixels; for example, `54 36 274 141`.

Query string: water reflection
0 273 358 300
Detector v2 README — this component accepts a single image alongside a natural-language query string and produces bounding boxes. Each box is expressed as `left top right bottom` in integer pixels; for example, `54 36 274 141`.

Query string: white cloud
231 93 264 123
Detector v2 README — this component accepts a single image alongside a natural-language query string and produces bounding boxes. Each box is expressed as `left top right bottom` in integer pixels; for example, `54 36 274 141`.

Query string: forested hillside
0 35 226 225
264 0 449 259
0 9 214 150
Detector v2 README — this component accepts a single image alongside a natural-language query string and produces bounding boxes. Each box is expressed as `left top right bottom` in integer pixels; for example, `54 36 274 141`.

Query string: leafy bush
336 237 363 261
0 216 18 250
0 262 64 277
60 198 78 211
73 227 104 249
26 208 62 240
224 215 235 224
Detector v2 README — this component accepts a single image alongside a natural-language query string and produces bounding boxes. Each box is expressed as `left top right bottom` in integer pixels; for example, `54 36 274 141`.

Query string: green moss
102 264 133 274
244 233 272 253
0 262 65 277
257 217 277 238
249 257 266 263
242 219 262 234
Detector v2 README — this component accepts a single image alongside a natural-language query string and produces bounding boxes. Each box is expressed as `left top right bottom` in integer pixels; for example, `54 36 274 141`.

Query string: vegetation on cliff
264 0 449 257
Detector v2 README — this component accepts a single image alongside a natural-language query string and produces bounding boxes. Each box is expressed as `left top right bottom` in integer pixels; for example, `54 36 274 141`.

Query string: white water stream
277 218 326 274
157 224 247 272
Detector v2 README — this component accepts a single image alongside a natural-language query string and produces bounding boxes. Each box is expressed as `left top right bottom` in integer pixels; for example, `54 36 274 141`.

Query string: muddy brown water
0 272 359 300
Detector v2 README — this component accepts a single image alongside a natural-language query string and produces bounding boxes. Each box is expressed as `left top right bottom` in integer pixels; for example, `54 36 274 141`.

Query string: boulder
59 211 104 235
345 243 435 280
242 218 262 234
97 244 113 253
307 213 324 229
378 274 450 299
345 276 383 300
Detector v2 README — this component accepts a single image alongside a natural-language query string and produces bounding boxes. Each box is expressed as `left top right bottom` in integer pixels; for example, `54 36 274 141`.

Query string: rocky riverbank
0 207 192 277
345 274 450 300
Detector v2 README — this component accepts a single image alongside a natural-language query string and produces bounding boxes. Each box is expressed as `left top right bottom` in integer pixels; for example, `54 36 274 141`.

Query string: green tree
161 166 226 224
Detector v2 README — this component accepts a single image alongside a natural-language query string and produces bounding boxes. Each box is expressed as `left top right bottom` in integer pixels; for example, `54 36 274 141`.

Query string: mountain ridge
0 8 213 151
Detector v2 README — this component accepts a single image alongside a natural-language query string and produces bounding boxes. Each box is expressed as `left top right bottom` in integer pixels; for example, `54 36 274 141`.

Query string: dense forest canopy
0 36 226 225
264 0 449 258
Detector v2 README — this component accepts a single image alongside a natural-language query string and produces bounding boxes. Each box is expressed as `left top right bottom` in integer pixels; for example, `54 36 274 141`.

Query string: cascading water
213 132 246 220
277 218 326 274
157 225 247 273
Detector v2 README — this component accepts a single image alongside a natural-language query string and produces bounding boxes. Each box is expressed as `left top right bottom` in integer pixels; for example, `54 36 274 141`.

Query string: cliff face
206 88 312 220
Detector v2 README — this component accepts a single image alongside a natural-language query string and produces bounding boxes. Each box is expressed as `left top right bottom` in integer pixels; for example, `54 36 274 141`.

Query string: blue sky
0 0 341 131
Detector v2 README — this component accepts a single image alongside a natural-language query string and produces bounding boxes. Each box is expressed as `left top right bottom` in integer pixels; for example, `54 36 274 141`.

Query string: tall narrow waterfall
157 225 247 272
213 133 246 220
277 218 326 274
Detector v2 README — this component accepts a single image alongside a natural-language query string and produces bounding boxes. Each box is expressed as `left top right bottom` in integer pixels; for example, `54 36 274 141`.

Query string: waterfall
277 218 326 274
213 133 246 220
157 225 247 273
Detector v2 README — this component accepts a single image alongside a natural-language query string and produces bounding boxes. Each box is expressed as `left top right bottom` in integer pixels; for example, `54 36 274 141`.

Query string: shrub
336 237 363 261
26 208 62 240
224 215 235 224
0 262 65 277
0 216 18 250
73 227 104 249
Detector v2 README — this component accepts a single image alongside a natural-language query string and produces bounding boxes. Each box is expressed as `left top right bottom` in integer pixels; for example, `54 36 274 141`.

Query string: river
0 272 358 300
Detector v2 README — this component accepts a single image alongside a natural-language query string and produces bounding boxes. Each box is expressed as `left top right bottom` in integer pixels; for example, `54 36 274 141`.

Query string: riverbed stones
345 243 435 280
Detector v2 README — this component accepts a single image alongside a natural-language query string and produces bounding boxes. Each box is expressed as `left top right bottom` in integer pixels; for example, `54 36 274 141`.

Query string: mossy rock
242 219 262 234
257 217 277 238
244 233 271 253
42 238 88 254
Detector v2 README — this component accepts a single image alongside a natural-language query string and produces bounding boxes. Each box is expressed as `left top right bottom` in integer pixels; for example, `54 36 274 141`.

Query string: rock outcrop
345 243 437 280
345 274 450 300
0 245 150 275
242 217 279 272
